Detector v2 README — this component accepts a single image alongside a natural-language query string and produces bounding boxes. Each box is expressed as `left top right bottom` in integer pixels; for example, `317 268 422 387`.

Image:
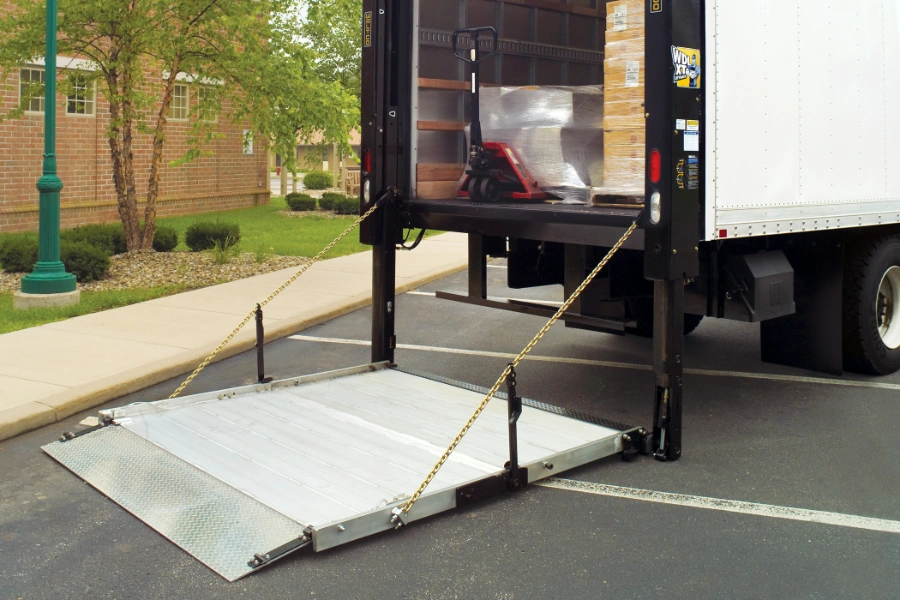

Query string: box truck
360 0 900 462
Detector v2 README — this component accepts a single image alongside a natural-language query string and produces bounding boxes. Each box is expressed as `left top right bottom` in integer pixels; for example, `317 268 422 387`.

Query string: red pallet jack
452 27 548 203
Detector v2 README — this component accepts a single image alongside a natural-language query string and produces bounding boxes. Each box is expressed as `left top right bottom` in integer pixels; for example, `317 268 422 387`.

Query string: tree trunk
143 59 181 251
106 66 141 252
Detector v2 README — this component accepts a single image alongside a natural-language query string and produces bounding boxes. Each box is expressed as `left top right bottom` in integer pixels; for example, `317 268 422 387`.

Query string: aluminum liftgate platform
43 363 635 581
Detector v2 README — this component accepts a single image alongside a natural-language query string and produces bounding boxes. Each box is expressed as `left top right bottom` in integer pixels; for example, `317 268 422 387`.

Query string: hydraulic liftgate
44 363 644 581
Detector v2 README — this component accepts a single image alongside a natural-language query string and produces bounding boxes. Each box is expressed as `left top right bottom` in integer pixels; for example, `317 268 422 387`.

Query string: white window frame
170 83 189 121
65 72 96 116
243 130 254 155
197 85 218 123
19 67 45 114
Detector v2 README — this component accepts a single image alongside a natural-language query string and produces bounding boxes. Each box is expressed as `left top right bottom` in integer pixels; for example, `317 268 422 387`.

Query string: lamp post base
21 260 77 295
14 289 80 310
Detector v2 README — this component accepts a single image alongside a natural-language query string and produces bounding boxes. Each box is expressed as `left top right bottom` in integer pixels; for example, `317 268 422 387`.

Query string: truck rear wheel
843 235 900 375
626 298 704 338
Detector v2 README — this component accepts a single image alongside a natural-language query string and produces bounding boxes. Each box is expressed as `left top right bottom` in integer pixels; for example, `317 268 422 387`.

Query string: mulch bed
0 251 311 294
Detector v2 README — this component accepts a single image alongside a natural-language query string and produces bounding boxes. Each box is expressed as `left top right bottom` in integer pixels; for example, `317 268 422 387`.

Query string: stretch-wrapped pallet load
469 86 605 204
600 0 645 200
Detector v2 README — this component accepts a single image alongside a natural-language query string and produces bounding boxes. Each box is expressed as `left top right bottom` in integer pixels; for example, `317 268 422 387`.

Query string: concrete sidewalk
0 232 468 442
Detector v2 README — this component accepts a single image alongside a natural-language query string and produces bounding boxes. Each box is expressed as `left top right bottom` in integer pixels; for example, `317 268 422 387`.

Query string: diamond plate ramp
43 426 308 581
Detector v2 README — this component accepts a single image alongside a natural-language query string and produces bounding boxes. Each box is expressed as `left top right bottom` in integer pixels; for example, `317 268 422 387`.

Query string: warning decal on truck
672 46 702 89
364 11 372 48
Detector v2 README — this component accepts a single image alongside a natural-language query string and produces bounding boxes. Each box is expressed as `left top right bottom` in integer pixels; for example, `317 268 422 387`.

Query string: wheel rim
877 266 900 349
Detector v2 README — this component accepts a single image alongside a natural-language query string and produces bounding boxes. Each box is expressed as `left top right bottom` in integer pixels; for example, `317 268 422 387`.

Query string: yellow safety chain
168 200 385 399
394 219 641 524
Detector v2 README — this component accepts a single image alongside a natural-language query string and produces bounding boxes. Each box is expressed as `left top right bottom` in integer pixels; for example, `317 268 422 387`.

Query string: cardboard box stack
601 0 645 197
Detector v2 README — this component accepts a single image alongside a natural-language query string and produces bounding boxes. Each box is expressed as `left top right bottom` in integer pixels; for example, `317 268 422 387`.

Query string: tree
302 0 363 98
0 0 359 252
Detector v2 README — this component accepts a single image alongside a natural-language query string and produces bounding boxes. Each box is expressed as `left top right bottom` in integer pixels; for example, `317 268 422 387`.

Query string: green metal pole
21 0 76 295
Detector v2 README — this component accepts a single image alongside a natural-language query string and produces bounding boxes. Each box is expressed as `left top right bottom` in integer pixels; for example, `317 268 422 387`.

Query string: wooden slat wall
418 163 467 182
417 164 466 200
418 121 468 132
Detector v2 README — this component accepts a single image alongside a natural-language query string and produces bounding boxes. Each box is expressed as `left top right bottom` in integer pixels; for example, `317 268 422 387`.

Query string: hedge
318 192 345 211
0 237 110 281
60 241 110 282
61 224 127 256
303 171 333 190
285 193 316 212
332 196 359 215
151 225 179 252
185 221 241 252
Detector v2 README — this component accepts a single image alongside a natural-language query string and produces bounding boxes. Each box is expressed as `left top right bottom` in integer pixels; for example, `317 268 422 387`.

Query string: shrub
0 237 38 272
285 193 316 212
60 241 110 282
303 171 333 190
185 221 241 252
332 196 359 215
151 225 178 252
318 192 345 211
61 224 127 256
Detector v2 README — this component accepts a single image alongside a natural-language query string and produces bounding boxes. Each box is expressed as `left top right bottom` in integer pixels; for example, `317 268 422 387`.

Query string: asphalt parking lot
2 264 899 600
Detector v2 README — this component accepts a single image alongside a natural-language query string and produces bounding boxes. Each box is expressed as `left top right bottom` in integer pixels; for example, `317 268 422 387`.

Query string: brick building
0 56 270 233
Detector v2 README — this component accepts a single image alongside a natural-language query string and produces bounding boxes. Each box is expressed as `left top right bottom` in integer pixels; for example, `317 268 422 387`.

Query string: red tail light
362 148 372 174
649 149 661 184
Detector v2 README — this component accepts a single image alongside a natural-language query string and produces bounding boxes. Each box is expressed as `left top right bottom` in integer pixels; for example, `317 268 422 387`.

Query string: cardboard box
603 0 645 193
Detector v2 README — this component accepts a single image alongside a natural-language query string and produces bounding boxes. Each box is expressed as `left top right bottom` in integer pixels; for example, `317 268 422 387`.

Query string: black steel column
372 202 398 364
643 0 702 462
361 0 412 363
652 280 684 461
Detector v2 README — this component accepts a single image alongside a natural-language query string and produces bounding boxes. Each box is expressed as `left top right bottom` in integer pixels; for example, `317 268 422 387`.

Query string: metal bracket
506 365 523 490
390 506 409 529
255 305 273 385
455 468 529 509
619 428 652 462
247 532 312 569
59 422 106 443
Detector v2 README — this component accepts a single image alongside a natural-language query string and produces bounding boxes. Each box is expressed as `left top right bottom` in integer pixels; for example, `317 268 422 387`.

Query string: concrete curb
0 259 466 442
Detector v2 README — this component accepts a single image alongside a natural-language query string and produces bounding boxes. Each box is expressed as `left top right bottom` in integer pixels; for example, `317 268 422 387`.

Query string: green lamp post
17 0 78 307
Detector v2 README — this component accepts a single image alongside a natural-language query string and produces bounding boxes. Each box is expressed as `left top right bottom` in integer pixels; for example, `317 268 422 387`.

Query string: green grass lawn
159 196 371 258
0 197 439 334
0 196 435 258
0 285 186 335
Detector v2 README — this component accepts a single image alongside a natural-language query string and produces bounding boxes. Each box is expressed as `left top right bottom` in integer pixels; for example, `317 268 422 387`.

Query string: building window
20 68 45 113
197 85 218 122
171 83 189 120
243 130 253 155
66 74 95 115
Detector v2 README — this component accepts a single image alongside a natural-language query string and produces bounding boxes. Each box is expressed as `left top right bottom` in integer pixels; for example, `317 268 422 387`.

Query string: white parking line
288 335 900 392
537 479 900 535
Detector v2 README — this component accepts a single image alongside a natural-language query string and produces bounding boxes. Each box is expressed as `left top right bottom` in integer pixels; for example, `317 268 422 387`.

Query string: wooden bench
344 167 361 196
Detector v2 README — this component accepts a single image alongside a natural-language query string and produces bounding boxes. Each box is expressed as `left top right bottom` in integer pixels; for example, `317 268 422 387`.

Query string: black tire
468 177 481 202
625 297 704 338
479 177 500 203
842 235 900 375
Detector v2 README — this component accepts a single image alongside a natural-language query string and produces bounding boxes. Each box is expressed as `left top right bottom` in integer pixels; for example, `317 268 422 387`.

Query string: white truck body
708 0 900 240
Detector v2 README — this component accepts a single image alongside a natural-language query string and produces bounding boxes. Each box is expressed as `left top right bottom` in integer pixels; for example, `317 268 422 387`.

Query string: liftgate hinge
247 528 313 569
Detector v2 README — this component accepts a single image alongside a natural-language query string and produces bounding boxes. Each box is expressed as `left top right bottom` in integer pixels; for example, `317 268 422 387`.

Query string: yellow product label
651 0 662 13
671 46 701 89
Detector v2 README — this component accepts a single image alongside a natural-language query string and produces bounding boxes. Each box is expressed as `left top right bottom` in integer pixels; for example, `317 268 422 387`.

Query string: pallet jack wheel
479 177 500 203
468 177 482 202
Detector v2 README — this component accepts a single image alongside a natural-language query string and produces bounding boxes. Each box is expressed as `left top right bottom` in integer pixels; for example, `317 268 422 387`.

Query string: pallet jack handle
452 26 497 149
